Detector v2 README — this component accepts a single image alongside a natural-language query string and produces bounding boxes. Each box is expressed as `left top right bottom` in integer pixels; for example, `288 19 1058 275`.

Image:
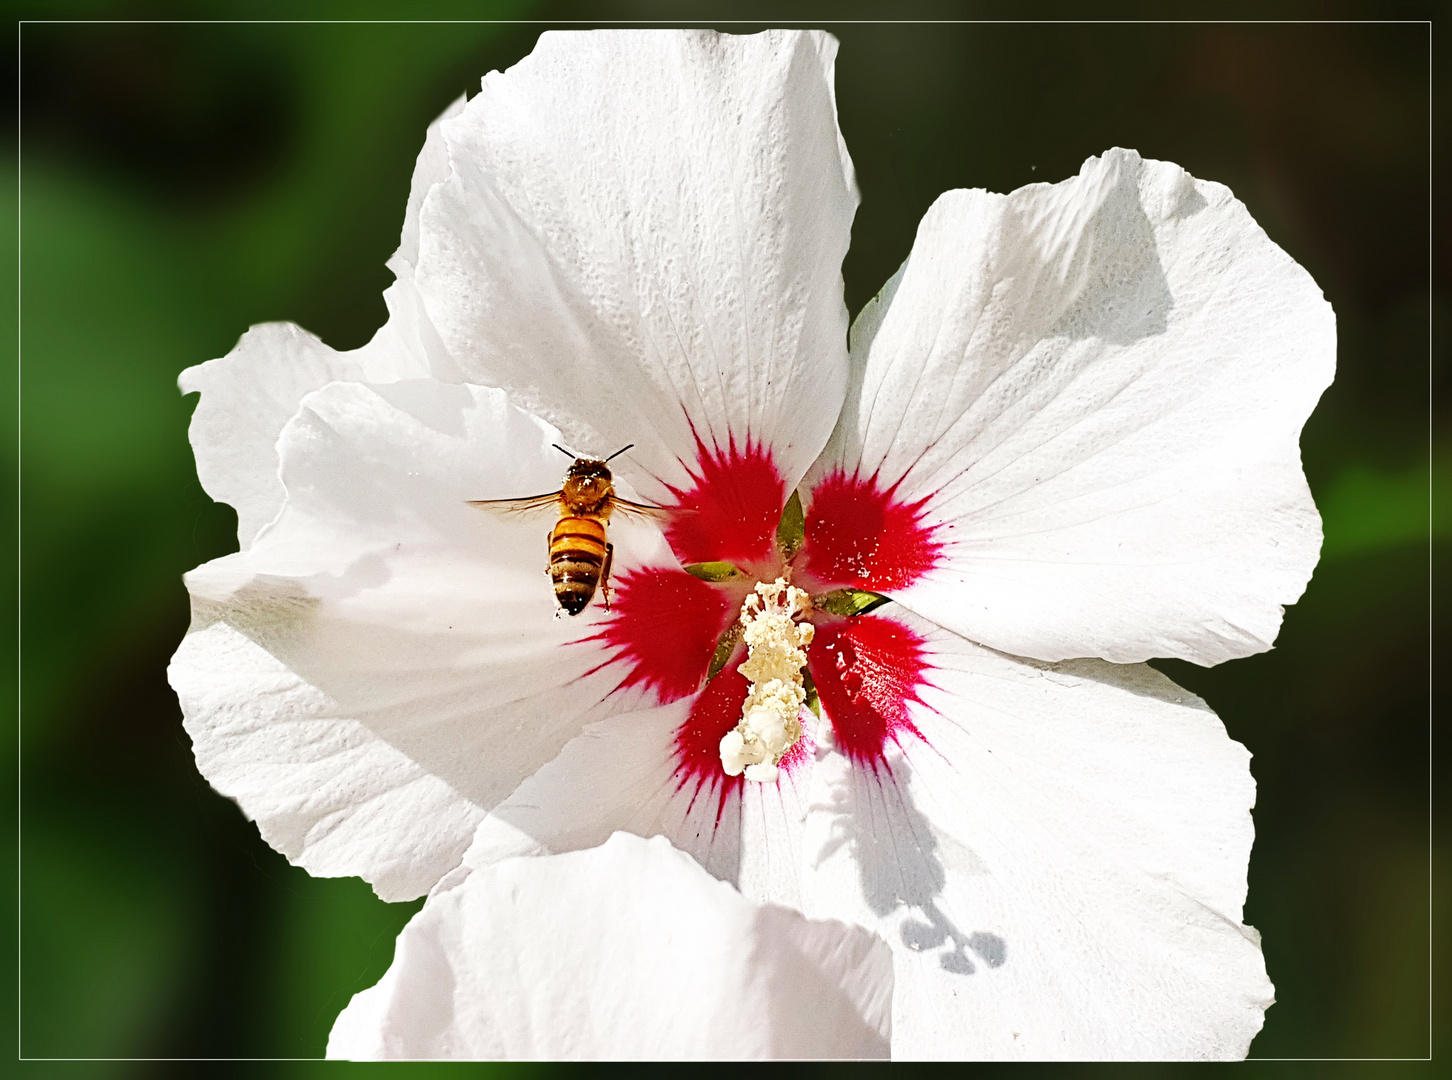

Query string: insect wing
609 496 671 521
467 491 562 516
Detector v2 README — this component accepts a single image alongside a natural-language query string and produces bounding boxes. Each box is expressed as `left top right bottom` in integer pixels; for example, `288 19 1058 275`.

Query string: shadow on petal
810 752 1008 978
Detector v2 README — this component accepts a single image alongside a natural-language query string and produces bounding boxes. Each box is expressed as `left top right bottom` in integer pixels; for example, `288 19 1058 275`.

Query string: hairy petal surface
171 379 674 900
811 148 1334 665
415 28 858 499
327 833 892 1060
800 608 1272 1060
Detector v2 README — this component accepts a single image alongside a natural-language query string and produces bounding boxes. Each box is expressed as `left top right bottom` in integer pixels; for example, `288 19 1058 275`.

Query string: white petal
801 609 1272 1059
415 29 858 497
179 96 468 548
393 94 465 276
816 149 1334 665
327 832 892 1060
169 622 481 902
171 379 675 899
180 323 429 547
465 696 818 910
373 93 469 384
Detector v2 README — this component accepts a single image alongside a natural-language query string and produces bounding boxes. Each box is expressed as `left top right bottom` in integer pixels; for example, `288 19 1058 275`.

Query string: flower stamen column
719 578 814 782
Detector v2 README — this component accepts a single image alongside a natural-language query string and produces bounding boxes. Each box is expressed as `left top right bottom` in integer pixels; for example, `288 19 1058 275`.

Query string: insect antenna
551 443 576 459
605 443 635 462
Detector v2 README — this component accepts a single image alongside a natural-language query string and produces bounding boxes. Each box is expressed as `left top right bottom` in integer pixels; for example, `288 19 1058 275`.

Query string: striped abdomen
550 514 608 615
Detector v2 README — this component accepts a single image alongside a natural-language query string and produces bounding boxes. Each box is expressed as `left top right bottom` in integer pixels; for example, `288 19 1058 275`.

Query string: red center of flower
661 433 786 570
583 567 733 703
808 615 931 765
802 468 944 591
592 444 940 805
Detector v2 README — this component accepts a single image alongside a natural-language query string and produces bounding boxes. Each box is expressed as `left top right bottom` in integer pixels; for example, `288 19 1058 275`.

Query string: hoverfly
468 444 664 616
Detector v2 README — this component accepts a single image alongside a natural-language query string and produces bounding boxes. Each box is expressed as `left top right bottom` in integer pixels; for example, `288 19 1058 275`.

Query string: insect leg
600 543 615 611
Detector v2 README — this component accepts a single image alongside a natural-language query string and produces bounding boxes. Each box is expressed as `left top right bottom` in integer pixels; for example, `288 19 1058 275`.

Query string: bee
468 444 664 616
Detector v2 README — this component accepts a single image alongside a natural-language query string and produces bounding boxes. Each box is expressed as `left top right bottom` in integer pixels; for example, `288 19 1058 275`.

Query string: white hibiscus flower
169 29 1334 1061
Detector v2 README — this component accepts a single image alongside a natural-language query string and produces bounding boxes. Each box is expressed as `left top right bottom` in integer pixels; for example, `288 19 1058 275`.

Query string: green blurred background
12 1 1442 1067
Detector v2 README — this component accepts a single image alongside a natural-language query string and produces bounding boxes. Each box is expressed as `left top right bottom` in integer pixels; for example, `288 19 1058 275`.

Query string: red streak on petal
808 615 932 765
663 433 785 568
583 567 732 703
672 660 748 817
802 469 943 592
777 723 815 777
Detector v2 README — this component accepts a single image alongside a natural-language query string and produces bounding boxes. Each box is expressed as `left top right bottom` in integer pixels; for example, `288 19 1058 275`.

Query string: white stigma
719 577 814 783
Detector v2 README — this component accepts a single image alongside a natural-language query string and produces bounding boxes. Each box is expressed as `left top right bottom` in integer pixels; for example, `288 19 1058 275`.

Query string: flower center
597 470 933 789
718 577 814 783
